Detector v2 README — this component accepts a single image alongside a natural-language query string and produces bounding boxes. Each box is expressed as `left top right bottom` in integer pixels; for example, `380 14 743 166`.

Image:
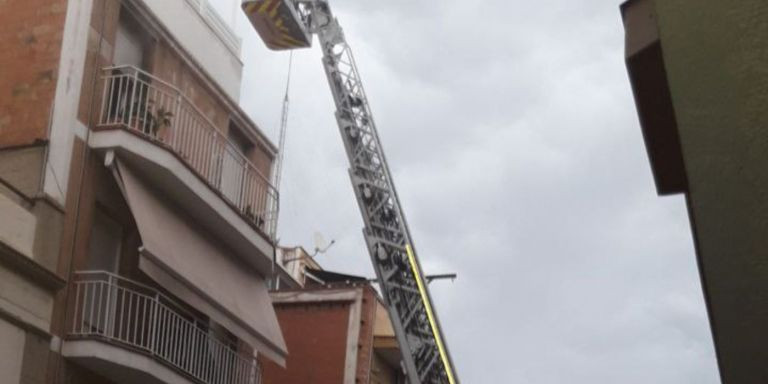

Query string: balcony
65 271 262 384
96 65 277 240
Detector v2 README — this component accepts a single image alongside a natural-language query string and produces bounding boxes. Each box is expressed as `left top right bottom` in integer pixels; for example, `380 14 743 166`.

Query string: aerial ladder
242 1 458 383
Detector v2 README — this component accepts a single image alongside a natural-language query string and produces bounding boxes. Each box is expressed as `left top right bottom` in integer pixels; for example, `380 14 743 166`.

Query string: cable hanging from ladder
274 51 293 193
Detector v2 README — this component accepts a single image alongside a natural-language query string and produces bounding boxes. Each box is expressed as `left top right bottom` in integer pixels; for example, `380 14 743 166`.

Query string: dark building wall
655 3 768 383
624 1 768 382
371 352 399 384
64 361 118 384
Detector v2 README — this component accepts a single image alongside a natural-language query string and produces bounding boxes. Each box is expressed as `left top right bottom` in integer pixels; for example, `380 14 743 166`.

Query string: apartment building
621 0 768 382
261 250 406 384
0 0 287 383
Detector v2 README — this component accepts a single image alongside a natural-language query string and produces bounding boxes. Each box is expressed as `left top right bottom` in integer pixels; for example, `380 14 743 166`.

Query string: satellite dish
313 232 328 251
312 231 336 257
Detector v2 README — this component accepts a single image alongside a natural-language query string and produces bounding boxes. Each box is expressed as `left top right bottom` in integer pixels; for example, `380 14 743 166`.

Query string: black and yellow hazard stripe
243 0 310 50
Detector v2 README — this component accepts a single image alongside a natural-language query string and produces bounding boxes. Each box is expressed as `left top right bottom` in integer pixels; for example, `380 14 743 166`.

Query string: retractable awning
112 159 287 365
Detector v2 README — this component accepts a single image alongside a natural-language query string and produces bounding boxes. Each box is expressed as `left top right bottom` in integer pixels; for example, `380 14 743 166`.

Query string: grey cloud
210 0 719 382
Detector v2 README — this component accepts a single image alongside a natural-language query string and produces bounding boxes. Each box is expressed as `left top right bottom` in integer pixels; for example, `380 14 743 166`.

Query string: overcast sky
211 0 720 382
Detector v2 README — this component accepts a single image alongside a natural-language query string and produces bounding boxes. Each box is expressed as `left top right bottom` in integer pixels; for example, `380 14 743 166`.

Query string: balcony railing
97 65 277 239
69 271 261 384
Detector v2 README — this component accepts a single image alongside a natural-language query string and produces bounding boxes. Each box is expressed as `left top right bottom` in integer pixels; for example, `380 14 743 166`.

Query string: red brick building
261 267 405 384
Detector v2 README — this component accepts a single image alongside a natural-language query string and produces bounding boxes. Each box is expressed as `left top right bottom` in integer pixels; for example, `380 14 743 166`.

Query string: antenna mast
273 51 293 191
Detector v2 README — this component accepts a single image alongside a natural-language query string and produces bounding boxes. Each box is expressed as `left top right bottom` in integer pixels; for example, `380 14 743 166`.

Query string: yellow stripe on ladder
405 244 456 384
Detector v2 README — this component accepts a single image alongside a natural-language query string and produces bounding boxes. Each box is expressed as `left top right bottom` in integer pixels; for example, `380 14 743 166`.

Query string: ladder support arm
242 2 458 382
306 3 458 383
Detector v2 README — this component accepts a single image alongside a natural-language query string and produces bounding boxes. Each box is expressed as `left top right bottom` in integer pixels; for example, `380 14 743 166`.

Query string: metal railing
97 65 277 239
69 271 262 384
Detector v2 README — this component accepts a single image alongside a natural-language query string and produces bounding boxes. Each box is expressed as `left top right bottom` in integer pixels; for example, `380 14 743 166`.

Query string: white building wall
140 0 244 101
43 0 94 204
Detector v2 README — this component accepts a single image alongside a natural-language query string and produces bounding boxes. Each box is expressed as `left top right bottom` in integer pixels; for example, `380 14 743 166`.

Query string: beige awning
113 159 287 365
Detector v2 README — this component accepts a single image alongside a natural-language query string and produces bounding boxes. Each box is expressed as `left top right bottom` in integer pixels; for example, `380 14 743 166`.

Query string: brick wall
260 300 352 383
0 0 68 147
356 286 377 383
260 286 387 384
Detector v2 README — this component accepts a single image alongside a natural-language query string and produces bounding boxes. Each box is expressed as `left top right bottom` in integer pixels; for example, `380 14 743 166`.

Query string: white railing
69 271 261 384
97 65 278 239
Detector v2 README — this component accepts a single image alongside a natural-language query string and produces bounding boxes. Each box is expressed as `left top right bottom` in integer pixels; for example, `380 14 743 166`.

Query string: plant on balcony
124 99 173 138
150 104 174 138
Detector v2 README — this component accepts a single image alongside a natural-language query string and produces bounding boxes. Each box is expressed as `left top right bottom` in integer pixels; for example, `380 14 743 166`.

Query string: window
226 123 254 156
114 10 147 68
82 208 123 334
103 9 153 132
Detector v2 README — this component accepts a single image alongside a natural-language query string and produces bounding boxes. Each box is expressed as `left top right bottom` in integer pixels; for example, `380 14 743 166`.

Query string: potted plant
149 105 173 139
124 99 173 139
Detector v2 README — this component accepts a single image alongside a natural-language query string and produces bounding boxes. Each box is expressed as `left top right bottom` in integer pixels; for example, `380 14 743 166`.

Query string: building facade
0 0 286 383
261 270 406 384
274 246 322 288
622 1 768 382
